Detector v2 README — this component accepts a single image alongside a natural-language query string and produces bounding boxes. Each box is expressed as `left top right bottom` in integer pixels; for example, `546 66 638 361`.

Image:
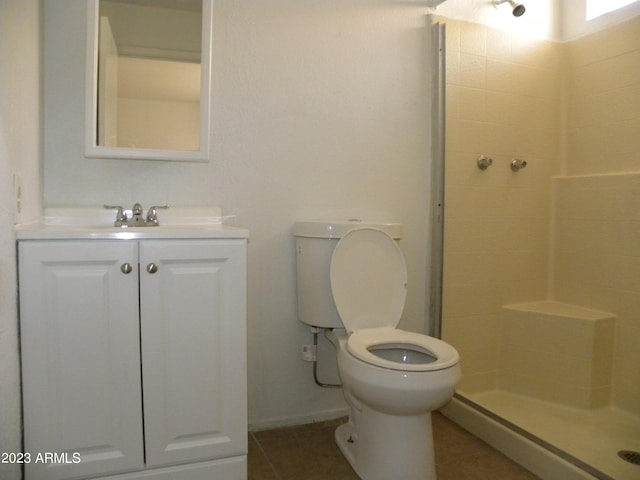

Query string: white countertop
15 207 249 240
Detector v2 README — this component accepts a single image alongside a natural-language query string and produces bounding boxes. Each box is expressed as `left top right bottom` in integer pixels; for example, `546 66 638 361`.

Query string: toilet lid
330 228 407 332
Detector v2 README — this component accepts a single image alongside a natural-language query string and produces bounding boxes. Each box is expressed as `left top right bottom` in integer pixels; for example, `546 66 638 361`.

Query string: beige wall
554 174 640 415
443 16 640 415
441 18 562 393
555 14 640 416
0 2 43 479
117 98 200 150
565 16 640 176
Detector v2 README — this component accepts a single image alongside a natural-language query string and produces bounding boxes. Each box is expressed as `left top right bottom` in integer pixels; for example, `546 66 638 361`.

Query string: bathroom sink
15 207 248 240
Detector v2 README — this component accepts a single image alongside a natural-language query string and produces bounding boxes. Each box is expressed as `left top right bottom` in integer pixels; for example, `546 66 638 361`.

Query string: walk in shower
430 13 640 480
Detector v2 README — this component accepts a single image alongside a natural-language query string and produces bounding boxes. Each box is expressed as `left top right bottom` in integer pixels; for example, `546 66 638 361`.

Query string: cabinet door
19 241 144 480
139 240 247 468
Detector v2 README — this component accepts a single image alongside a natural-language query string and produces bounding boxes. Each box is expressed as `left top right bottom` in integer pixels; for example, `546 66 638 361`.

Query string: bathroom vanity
17 208 248 480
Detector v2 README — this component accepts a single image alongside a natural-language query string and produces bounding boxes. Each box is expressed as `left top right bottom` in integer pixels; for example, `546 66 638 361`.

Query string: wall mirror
85 0 212 162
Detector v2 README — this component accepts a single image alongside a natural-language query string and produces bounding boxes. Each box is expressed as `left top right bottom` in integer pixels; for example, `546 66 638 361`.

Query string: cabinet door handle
146 263 158 274
121 263 133 274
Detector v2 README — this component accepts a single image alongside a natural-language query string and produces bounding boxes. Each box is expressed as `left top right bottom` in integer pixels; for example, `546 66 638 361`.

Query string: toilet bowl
293 221 461 480
331 330 460 480
336 328 460 415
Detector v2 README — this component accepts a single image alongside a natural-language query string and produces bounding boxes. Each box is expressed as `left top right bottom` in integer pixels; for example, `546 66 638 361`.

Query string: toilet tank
293 220 402 329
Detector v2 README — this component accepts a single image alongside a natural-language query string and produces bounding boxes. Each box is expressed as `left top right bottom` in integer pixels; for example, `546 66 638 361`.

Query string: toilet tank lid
293 220 402 239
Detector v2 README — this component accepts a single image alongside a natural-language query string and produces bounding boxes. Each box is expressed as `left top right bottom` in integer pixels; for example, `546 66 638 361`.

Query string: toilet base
335 404 436 480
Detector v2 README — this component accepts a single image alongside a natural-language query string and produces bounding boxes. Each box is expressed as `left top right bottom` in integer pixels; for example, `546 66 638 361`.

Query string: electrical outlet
302 344 316 362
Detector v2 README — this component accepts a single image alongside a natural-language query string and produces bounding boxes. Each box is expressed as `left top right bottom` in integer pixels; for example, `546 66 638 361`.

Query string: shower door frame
427 16 446 340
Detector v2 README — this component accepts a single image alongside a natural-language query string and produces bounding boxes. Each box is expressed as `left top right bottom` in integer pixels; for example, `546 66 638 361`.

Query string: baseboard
248 407 349 432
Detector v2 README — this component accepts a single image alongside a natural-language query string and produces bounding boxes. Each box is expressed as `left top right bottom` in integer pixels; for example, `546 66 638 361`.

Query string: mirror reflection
88 0 210 161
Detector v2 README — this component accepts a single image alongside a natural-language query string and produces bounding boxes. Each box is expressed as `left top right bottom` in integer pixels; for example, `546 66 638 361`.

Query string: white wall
0 1 42 479
44 1 434 429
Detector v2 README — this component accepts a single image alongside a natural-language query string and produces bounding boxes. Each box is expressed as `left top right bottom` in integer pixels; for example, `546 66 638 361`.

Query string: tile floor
248 412 542 479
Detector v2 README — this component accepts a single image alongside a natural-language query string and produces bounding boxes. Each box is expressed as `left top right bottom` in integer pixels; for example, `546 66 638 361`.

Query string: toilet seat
330 228 459 372
347 328 460 372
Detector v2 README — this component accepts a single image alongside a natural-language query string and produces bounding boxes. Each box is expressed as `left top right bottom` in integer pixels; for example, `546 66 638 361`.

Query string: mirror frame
85 0 212 162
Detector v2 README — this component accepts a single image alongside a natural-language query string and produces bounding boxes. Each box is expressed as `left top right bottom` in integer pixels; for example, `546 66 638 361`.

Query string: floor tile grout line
250 431 284 480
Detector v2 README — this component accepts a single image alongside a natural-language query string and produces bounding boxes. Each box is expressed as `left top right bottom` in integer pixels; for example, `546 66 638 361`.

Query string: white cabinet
19 238 247 480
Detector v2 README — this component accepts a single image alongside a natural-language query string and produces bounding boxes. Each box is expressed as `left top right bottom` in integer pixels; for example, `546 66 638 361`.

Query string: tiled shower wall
554 174 640 415
555 17 640 414
564 16 640 177
440 18 562 393
441 16 640 415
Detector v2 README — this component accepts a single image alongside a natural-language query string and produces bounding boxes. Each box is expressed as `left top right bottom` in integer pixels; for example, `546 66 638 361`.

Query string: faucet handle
104 205 127 226
510 158 527 171
146 205 170 225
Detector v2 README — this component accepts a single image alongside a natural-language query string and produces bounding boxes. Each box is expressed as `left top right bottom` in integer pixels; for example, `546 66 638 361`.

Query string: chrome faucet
477 155 493 170
510 158 527 171
104 204 170 227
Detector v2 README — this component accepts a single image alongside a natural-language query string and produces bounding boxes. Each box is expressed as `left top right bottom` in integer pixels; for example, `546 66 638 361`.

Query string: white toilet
293 220 461 480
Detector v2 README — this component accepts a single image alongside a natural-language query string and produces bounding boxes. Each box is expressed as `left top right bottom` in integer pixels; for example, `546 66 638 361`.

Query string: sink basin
16 207 248 240
44 206 225 227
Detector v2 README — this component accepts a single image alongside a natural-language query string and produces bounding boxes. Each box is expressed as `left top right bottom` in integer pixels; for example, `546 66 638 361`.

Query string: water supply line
311 328 342 389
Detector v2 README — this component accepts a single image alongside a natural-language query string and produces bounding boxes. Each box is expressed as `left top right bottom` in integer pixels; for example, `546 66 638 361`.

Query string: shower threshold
442 391 640 480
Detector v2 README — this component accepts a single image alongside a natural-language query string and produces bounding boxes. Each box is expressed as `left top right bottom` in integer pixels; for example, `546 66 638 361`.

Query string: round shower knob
146 263 158 274
511 158 527 171
477 155 493 170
